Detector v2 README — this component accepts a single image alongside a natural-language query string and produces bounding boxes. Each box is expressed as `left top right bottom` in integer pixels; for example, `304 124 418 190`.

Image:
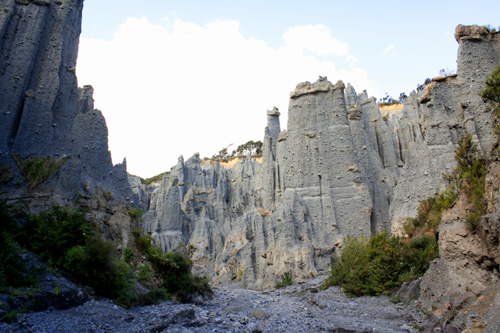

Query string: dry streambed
0 276 423 332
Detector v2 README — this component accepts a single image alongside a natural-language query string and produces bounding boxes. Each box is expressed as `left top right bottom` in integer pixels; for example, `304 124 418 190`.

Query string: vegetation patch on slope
0 201 212 321
323 131 486 297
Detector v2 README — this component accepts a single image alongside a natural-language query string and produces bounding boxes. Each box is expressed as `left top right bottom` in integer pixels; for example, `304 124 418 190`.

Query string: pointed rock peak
345 83 356 94
333 80 345 90
176 156 185 169
267 107 280 117
290 75 334 99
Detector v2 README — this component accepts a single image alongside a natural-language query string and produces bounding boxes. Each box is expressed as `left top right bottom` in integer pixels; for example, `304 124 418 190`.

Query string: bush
275 271 293 289
0 200 37 290
22 206 94 268
134 231 213 302
123 247 133 263
128 208 143 221
136 288 170 306
323 233 438 297
481 63 500 109
147 250 213 302
137 263 153 285
65 233 132 299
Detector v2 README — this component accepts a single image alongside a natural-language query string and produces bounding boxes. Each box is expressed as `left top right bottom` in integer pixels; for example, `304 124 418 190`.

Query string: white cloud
77 17 378 177
384 43 395 53
282 24 348 57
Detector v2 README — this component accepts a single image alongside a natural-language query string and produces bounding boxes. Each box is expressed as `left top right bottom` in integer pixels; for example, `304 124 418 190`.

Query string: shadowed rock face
144 26 500 289
0 0 139 205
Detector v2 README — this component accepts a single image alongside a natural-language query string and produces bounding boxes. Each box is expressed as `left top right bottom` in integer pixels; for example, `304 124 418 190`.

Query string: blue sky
78 1 500 177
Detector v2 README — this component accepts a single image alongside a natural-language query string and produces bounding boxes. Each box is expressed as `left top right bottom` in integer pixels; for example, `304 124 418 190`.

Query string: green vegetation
134 233 213 302
0 201 212 314
482 63 500 144
482 63 500 107
483 25 499 33
0 200 36 290
21 206 94 268
140 171 170 185
322 233 438 297
128 207 143 221
123 247 133 263
275 271 293 289
64 233 134 301
12 154 66 188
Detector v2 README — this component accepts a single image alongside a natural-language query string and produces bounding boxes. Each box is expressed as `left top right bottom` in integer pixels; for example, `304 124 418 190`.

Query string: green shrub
12 154 65 188
146 250 213 302
275 271 293 289
137 263 153 285
481 63 500 110
22 206 94 268
73 233 129 298
128 208 143 221
0 200 37 290
123 247 133 263
323 232 438 297
136 288 171 305
133 230 213 302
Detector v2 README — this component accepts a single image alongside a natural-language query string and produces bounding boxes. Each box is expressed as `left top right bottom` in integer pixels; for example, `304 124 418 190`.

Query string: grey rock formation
0 0 136 205
145 77 394 288
145 25 500 290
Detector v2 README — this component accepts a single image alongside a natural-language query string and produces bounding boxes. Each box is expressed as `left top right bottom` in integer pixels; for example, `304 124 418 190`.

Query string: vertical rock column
283 77 372 241
260 107 281 210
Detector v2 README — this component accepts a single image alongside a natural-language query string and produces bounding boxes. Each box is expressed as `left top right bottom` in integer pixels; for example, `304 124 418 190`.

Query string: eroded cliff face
144 25 500 290
412 27 500 328
0 0 143 252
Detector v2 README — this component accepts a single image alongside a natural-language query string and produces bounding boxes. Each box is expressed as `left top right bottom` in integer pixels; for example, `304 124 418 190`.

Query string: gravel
0 276 425 332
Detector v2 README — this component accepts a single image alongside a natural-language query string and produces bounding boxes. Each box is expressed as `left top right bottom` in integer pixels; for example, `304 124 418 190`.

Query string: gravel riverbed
0 276 424 332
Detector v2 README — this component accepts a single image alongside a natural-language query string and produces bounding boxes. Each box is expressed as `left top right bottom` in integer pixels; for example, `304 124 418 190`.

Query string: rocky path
0 276 424 332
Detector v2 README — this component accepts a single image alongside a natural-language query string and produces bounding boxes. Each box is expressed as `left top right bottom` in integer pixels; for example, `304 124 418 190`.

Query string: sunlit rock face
144 26 500 289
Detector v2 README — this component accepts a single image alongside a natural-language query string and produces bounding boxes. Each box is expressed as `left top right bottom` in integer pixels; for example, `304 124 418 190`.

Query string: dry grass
379 103 404 119
201 156 262 169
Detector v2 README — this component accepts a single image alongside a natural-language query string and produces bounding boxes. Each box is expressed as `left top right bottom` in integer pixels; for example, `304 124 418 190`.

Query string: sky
77 0 500 178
